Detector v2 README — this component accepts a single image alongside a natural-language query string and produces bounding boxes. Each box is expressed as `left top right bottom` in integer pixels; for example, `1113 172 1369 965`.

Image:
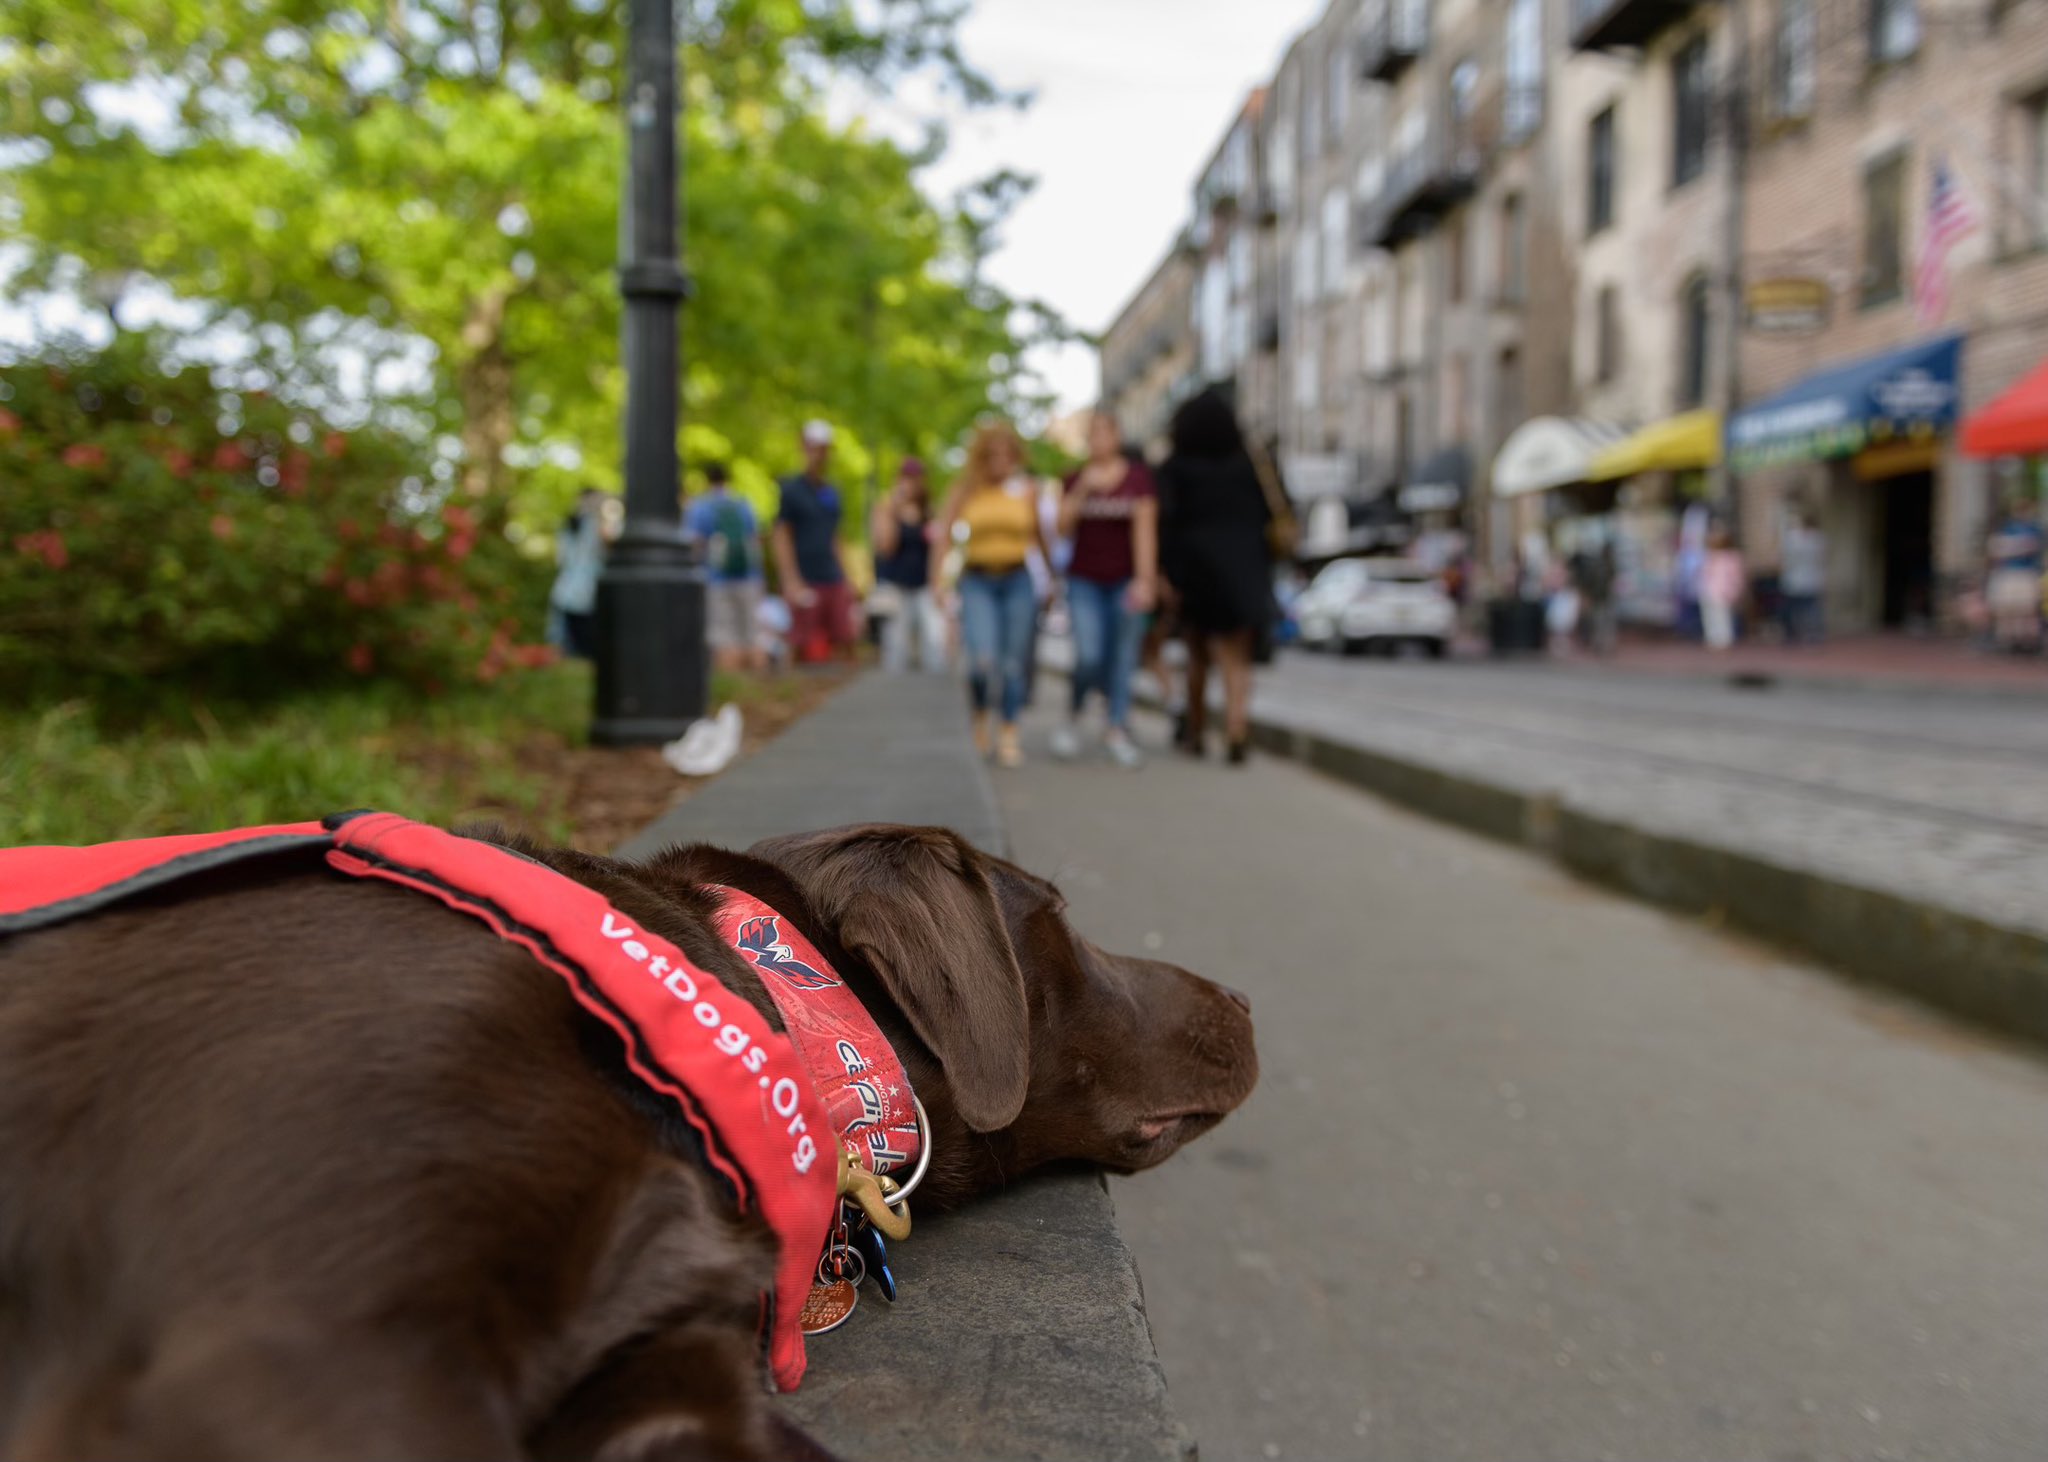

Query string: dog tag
801 1279 858 1335
849 1215 898 1303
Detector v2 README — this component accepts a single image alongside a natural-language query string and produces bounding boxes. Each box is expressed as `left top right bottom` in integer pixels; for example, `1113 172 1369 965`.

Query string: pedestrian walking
933 419 1049 768
1674 503 1710 641
870 457 944 673
683 463 766 671
1779 511 1827 645
1157 390 1275 766
1572 537 1618 656
548 488 609 660
1544 558 1581 656
1050 408 1159 768
1022 473 1065 712
772 420 856 664
1699 527 1746 652
1985 496 2043 653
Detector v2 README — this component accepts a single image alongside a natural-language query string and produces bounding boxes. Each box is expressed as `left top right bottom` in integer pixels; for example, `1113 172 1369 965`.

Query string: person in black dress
1157 390 1273 765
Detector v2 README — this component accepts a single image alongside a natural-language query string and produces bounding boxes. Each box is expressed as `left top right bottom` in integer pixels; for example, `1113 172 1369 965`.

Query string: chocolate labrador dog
0 823 1256 1461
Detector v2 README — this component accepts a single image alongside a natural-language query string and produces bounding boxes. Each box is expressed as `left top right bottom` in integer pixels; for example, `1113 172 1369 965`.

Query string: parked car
1294 557 1455 658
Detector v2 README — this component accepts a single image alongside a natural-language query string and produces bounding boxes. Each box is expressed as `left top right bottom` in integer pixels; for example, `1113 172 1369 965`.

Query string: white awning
1491 417 1633 499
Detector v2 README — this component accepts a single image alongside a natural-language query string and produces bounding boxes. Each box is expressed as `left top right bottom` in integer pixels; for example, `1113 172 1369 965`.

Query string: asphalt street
996 707 2048 1462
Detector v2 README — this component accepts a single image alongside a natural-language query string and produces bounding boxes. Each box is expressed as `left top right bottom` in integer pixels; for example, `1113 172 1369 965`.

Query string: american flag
1913 156 1978 326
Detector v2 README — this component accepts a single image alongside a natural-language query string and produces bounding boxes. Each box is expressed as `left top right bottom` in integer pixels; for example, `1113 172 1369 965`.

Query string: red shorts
791 581 856 662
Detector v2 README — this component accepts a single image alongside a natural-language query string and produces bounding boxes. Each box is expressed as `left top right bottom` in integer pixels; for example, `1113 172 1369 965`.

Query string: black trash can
1487 597 1546 655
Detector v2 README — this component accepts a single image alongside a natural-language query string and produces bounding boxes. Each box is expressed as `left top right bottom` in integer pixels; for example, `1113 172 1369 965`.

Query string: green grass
1 663 598 847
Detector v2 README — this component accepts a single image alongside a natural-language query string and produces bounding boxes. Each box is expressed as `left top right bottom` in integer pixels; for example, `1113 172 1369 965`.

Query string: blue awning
1728 334 1964 471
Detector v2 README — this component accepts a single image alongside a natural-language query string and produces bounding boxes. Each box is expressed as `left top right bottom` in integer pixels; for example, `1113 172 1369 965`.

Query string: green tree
0 0 1056 529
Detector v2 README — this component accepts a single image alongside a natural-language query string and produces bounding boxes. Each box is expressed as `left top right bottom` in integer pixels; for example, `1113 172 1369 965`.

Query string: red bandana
707 886 923 1183
0 814 837 1394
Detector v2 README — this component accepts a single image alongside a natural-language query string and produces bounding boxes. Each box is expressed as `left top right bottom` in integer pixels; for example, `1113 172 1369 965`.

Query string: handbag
1248 442 1299 563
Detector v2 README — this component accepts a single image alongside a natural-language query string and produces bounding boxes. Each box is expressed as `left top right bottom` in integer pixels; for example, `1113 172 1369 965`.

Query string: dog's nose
1219 983 1252 1014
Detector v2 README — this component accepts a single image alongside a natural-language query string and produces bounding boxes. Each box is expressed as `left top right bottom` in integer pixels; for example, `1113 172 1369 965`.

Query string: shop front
1293 452 1405 567
1490 416 1631 594
1582 409 1722 628
1728 334 1963 633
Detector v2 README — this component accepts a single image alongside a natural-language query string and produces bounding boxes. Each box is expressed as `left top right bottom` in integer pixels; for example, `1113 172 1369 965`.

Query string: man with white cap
772 420 854 662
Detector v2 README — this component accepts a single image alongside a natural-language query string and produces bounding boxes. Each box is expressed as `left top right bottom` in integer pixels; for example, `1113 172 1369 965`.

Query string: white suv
1296 557 1455 658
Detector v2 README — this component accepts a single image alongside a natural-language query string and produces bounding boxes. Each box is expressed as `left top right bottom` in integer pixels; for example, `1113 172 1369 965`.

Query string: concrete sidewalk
1230 654 2048 1047
1574 633 2048 698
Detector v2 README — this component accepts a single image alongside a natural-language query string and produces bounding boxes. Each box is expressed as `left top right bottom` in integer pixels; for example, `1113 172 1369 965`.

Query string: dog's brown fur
0 824 1256 1461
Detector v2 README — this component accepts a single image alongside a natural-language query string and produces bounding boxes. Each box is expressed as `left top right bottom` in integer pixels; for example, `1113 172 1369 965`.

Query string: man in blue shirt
684 462 765 671
772 421 855 663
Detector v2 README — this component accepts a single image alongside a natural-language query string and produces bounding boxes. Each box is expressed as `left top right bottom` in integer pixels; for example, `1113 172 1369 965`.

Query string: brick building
1097 0 2048 631
1735 0 2048 631
1099 244 1197 458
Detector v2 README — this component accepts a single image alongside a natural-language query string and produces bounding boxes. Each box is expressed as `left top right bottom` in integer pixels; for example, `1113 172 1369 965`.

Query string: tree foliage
0 0 1051 533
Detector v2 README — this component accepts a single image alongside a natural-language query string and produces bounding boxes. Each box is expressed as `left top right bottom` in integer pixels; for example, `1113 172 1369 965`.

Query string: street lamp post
593 0 705 745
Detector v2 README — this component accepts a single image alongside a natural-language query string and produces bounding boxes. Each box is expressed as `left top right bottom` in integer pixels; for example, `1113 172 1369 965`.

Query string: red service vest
0 811 838 1393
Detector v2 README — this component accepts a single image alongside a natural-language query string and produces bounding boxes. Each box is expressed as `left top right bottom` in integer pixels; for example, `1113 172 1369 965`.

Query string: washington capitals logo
731 915 841 991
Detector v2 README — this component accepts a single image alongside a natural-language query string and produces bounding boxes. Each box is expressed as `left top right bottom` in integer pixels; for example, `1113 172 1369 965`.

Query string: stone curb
1243 715 2048 1050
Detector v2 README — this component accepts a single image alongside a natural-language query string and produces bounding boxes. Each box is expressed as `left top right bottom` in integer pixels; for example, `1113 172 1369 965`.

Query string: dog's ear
751 826 1029 1133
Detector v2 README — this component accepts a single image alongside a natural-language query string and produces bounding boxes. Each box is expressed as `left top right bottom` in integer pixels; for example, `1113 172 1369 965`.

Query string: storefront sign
1728 334 1963 471
1281 453 1357 502
1398 483 1462 513
1745 277 1831 335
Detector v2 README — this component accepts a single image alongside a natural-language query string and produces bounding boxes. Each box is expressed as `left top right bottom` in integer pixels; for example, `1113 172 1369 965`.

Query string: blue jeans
959 568 1035 723
1067 576 1144 730
1781 592 1823 644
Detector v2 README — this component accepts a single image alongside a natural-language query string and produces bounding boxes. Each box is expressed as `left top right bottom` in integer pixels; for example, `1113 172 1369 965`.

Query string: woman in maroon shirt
1051 409 1159 768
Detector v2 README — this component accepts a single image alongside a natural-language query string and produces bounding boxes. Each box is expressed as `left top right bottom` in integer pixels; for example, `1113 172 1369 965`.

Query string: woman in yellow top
933 419 1050 767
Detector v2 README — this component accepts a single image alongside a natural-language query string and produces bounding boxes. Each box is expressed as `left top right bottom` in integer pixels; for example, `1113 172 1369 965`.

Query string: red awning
1962 358 2048 458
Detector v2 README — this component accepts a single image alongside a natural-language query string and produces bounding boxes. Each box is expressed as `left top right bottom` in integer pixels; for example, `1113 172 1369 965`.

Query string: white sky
873 0 1329 414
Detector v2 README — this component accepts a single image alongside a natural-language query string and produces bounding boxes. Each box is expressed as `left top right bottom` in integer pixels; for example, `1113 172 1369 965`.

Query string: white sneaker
1049 723 1082 760
663 703 745 777
1105 730 1143 769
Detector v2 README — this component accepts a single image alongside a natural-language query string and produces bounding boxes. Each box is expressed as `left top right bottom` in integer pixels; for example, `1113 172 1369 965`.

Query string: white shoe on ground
1049 723 1082 760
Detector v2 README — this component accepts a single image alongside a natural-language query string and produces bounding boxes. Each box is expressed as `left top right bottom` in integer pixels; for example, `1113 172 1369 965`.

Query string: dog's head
749 826 1258 1202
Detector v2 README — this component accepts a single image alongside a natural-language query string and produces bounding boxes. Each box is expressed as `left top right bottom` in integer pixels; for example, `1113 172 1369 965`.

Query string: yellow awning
1586 409 1722 481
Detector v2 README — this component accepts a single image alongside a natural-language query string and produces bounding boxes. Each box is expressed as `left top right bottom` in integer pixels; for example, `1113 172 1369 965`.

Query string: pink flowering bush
0 341 552 691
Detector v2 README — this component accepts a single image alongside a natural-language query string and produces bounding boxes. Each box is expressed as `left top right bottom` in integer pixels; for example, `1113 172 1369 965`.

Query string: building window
1497 345 1524 435
1499 191 1526 302
1672 36 1710 188
1296 318 1322 410
1588 105 1616 236
1446 212 1467 303
1774 0 1816 119
1301 70 1321 174
1322 187 1351 296
1504 0 1544 143
2026 92 2048 249
1678 274 1712 408
1871 0 1920 64
1271 122 1296 214
1449 56 1480 133
1595 283 1622 385
1862 150 1907 306
1444 353 1469 442
1327 45 1349 150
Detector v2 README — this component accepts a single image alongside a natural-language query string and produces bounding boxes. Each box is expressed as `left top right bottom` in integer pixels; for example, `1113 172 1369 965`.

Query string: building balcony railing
1358 0 1429 83
1358 114 1480 249
1569 0 1696 52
